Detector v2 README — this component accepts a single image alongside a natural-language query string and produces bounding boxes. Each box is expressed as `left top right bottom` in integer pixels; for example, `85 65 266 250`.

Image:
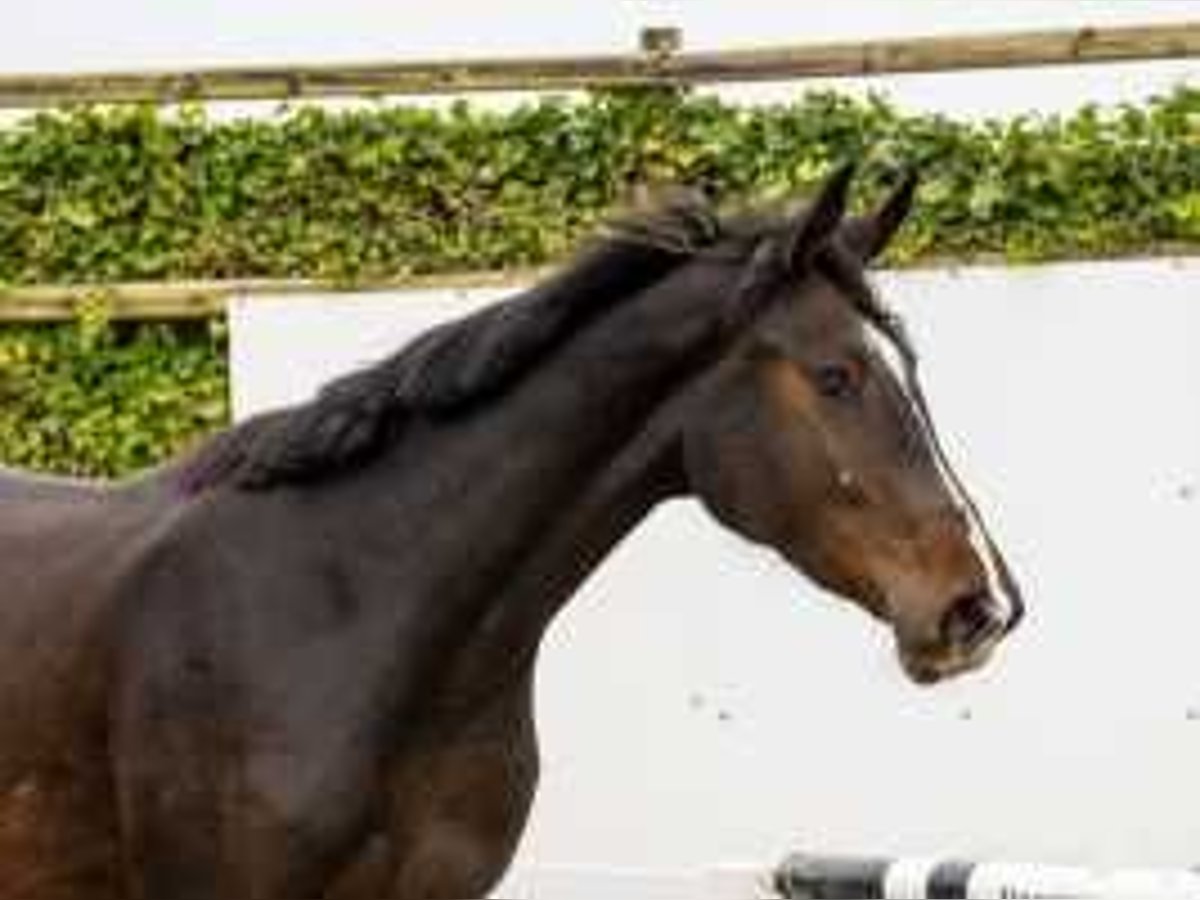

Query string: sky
1 1 1197 116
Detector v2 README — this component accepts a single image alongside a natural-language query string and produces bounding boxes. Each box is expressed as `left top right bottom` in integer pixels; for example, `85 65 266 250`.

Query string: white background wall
230 257 1200 895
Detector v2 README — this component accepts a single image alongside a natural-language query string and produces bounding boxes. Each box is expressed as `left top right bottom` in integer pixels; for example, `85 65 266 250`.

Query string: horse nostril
941 591 1005 649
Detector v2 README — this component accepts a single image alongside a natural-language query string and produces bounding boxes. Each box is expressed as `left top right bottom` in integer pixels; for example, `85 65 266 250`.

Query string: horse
0 165 1022 899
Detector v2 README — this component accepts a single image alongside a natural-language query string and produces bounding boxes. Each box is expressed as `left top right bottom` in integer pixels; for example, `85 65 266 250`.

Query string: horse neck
376 269 725 696
448 407 684 689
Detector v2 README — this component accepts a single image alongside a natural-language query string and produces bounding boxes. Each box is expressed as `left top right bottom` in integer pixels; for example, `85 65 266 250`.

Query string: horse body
0 487 156 899
0 266 712 898
0 481 538 898
0 169 1022 898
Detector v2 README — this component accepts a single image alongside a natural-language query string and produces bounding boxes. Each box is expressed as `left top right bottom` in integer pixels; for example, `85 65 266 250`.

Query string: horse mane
175 189 906 494
178 193 726 492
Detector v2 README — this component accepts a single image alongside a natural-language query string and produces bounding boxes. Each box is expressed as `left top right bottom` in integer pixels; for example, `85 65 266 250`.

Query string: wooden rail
0 22 1194 108
0 273 543 322
7 249 1198 322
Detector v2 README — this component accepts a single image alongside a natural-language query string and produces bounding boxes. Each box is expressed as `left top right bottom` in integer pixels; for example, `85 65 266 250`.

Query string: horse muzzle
897 591 1015 685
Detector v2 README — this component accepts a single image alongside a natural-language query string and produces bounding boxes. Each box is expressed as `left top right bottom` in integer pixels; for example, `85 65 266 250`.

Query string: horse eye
813 362 860 400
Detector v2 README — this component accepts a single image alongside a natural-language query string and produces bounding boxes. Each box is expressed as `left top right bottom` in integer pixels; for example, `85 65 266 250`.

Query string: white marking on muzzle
864 322 1016 625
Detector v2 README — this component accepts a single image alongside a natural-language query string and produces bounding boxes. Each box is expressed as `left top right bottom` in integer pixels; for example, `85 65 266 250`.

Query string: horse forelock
818 235 916 365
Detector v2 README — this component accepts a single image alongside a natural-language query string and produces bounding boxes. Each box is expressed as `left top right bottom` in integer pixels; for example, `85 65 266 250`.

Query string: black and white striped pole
772 852 1200 899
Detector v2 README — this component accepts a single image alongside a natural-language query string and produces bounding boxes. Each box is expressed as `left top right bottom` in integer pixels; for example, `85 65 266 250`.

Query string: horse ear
841 169 919 260
786 162 855 271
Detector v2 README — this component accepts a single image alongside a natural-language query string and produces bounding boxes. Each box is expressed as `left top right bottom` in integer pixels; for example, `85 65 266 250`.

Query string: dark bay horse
0 166 1021 899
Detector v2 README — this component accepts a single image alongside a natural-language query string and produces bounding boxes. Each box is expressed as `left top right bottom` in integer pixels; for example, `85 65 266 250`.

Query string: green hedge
0 312 227 476
1 88 1197 284
1 87 1198 476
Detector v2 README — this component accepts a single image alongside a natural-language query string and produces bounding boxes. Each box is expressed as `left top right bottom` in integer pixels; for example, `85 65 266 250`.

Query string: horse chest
327 678 541 899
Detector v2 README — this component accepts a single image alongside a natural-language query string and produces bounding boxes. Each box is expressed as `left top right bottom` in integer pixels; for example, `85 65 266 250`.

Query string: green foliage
0 86 1196 476
0 312 227 476
0 87 1195 284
